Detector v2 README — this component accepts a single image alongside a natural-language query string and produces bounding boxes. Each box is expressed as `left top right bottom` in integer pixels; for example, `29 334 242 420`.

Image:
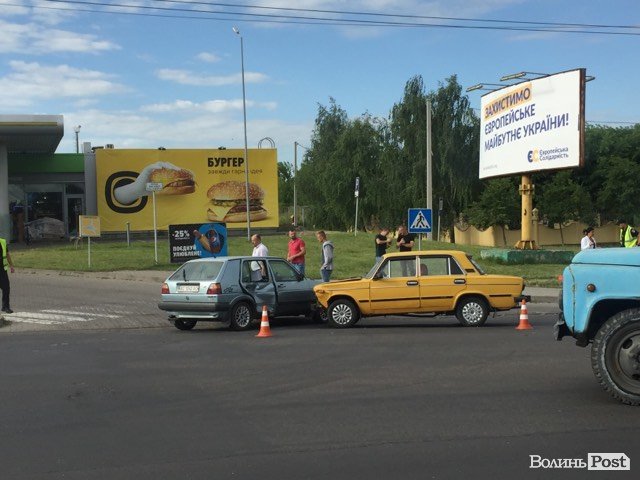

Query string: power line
153 0 640 31
30 0 640 36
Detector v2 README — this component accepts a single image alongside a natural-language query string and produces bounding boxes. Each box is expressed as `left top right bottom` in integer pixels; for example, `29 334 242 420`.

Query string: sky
0 0 638 166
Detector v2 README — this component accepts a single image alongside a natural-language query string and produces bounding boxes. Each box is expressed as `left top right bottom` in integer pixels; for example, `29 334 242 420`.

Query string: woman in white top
580 227 597 250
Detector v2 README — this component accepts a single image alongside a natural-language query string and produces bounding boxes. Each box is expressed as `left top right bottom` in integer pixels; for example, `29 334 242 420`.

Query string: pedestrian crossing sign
408 208 432 233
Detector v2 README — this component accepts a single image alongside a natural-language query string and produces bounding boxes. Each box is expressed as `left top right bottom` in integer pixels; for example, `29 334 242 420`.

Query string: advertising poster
169 223 228 263
79 215 101 237
96 148 278 231
479 69 585 179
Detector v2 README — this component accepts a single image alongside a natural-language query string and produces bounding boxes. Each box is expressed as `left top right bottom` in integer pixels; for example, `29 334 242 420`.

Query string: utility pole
426 100 433 241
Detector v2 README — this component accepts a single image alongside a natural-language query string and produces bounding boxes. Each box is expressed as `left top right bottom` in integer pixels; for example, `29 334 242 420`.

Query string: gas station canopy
0 114 64 154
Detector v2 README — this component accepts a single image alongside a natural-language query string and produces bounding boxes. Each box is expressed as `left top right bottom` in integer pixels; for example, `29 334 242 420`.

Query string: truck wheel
229 302 254 331
174 319 197 331
591 308 640 406
328 299 359 328
455 296 489 327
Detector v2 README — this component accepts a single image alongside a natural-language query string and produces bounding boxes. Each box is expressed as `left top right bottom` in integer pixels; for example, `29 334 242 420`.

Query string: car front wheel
328 299 359 328
312 307 328 324
174 319 197 331
591 308 640 406
229 302 254 331
455 296 489 327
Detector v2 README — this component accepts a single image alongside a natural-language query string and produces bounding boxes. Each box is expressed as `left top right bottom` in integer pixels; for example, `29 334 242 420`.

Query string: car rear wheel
591 308 640 406
328 299 359 328
455 296 489 327
229 302 254 331
174 319 197 331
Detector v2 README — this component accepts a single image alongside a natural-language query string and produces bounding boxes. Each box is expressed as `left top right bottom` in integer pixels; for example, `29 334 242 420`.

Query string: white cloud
0 19 119 54
0 61 127 108
156 68 268 86
141 99 277 113
196 52 222 63
64 108 311 155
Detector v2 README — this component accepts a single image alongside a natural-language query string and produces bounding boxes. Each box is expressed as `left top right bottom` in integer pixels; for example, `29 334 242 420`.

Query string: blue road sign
408 208 432 233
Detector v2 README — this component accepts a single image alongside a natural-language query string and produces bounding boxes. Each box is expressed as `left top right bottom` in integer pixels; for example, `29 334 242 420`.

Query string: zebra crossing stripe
42 310 122 319
6 310 122 324
5 313 66 325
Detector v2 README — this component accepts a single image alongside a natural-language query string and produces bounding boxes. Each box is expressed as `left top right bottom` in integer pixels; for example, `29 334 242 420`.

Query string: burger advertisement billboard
479 68 585 179
96 148 278 232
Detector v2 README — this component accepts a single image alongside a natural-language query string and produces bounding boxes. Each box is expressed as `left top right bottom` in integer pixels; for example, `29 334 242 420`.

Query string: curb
528 295 558 304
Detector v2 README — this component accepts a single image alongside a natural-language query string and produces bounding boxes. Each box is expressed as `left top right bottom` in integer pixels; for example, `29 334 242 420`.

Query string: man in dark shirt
396 225 415 252
375 227 391 262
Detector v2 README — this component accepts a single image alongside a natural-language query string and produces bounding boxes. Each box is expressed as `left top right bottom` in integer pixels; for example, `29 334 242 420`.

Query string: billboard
96 148 278 232
479 69 585 179
169 223 228 263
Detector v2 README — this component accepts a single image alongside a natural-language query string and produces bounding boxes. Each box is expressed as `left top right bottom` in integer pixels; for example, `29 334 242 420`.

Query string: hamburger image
206 180 267 222
149 166 196 195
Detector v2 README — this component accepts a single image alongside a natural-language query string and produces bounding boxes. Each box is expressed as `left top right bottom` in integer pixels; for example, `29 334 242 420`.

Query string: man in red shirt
287 229 306 276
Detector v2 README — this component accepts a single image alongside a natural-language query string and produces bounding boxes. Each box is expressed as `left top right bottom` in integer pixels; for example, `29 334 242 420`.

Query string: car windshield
467 255 486 275
365 258 384 279
170 261 223 281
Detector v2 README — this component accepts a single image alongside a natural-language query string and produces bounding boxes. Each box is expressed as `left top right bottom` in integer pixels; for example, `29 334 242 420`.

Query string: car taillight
161 283 170 294
206 283 222 294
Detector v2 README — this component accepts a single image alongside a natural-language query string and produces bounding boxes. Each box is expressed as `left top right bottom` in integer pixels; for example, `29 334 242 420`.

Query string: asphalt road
0 273 637 479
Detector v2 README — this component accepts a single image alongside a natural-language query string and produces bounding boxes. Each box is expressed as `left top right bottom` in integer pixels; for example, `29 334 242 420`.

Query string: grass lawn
10 231 572 287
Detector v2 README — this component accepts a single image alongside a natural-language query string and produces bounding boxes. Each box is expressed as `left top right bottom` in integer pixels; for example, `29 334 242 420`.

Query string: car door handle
454 279 466 284
278 284 286 288
406 280 418 286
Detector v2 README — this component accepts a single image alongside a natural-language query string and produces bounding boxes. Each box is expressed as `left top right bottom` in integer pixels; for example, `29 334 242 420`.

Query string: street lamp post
293 141 298 227
233 26 251 241
293 141 308 227
74 125 81 153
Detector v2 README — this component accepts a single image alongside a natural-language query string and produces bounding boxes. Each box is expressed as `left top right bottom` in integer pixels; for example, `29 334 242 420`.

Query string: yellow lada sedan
314 250 527 328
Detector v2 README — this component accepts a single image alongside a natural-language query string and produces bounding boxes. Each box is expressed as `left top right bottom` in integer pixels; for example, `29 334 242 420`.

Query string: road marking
5 313 66 325
5 309 128 325
42 309 122 319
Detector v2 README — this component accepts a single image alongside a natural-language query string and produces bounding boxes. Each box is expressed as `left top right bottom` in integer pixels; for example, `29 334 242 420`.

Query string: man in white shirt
250 234 268 281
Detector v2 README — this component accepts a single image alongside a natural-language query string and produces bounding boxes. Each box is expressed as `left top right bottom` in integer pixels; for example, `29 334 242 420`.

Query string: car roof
383 250 468 258
184 256 286 263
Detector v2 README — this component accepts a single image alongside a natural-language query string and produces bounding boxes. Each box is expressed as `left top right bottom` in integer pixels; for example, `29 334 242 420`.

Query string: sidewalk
522 286 559 304
16 268 561 304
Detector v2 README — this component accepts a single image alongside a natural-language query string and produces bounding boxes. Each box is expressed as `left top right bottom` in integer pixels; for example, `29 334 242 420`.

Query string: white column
0 144 9 240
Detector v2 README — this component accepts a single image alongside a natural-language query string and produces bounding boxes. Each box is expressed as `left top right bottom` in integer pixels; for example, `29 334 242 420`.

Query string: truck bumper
554 312 571 341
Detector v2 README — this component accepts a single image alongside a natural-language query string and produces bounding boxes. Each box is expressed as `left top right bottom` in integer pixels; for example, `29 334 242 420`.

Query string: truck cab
556 248 640 405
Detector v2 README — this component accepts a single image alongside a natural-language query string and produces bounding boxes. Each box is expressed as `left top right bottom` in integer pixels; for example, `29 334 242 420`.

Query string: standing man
316 230 334 282
396 225 415 252
250 234 268 281
251 234 268 257
287 229 306 276
618 220 640 248
375 227 391 262
0 235 16 314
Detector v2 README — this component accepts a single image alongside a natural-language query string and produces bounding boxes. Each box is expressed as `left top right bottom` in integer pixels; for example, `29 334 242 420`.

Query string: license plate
177 284 200 293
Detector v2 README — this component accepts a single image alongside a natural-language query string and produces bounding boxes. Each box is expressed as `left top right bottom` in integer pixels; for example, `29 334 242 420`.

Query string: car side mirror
296 273 304 281
373 271 384 280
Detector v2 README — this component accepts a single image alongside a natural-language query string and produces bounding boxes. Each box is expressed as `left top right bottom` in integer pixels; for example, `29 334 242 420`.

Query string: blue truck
556 248 640 405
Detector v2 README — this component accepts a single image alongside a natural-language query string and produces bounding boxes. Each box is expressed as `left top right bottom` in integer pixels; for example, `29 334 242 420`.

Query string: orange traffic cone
516 298 533 330
256 305 272 338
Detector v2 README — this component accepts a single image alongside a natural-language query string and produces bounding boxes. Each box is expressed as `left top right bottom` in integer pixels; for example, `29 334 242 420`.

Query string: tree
297 99 352 228
597 156 640 224
277 161 294 207
466 178 520 246
537 171 594 245
389 75 480 240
